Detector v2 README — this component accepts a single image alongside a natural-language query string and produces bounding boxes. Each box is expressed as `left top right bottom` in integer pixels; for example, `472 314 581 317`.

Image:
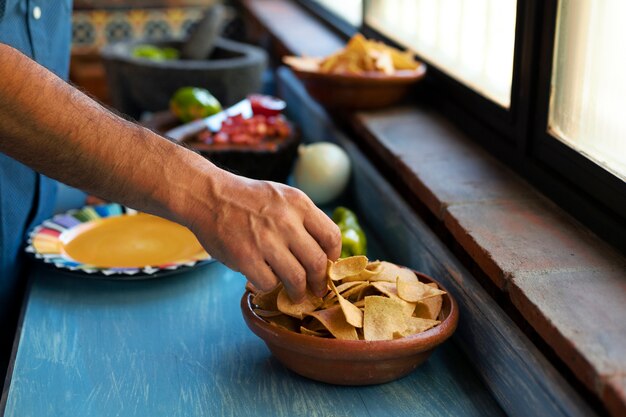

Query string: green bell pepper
332 207 367 258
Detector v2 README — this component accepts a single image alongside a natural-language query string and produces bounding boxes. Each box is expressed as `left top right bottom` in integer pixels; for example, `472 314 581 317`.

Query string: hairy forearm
0 43 342 300
0 43 223 225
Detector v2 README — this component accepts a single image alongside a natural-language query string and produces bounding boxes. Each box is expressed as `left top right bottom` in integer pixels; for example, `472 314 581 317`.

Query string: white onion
293 142 351 204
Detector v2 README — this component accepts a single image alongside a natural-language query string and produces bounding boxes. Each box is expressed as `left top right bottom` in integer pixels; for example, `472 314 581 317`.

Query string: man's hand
0 43 341 301
183 172 342 301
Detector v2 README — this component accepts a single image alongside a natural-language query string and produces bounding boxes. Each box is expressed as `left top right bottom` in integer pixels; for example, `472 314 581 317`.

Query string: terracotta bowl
291 65 427 110
241 271 458 385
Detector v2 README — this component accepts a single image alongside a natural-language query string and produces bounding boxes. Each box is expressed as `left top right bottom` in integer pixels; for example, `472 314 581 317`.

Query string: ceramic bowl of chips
288 68 425 111
241 257 458 385
283 34 426 110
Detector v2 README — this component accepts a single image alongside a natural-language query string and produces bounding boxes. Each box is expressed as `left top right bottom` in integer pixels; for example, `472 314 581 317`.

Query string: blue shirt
0 0 72 325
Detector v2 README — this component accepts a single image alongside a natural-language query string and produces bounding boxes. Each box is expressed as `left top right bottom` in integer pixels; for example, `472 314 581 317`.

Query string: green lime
160 47 180 60
169 87 223 123
132 45 179 61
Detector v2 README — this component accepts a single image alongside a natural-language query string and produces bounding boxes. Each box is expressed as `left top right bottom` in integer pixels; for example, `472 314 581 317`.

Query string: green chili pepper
332 207 367 258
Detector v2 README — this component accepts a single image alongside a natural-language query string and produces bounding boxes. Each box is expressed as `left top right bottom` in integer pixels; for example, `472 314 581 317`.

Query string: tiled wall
72 7 205 49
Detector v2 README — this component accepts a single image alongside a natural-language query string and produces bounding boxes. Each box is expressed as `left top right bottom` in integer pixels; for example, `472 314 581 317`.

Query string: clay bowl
241 271 458 385
290 64 427 110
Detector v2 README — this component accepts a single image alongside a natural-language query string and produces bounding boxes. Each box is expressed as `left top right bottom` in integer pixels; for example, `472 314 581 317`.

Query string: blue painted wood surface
4 259 504 417
0 64 591 417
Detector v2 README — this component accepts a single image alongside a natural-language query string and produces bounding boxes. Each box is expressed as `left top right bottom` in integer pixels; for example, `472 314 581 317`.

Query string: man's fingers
303 208 342 261
265 248 307 302
239 258 279 292
289 230 329 297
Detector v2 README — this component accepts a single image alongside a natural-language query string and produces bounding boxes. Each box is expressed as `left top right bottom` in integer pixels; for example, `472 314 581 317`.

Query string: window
309 0 363 27
365 0 517 107
299 0 626 249
548 0 626 182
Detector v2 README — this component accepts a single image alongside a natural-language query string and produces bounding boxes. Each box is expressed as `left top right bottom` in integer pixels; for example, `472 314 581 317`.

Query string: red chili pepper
248 95 286 117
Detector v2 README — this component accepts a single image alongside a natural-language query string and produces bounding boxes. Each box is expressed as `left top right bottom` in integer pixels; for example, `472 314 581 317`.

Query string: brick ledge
353 107 626 417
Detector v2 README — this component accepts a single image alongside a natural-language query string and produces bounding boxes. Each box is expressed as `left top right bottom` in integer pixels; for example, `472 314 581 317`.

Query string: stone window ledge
352 108 626 417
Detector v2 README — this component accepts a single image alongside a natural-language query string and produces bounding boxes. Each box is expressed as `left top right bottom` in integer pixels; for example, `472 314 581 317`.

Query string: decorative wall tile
71 7 206 48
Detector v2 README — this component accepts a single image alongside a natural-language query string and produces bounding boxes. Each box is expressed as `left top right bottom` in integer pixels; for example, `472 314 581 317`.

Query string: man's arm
0 43 341 300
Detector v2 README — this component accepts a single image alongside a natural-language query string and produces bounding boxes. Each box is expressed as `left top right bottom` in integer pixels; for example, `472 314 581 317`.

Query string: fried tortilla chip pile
247 256 446 341
284 33 421 76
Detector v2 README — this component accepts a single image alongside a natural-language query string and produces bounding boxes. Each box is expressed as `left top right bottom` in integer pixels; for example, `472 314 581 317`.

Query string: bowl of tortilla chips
241 256 458 385
283 34 426 110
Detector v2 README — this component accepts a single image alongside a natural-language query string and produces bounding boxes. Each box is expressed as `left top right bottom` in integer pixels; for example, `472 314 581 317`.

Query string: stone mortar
101 37 267 118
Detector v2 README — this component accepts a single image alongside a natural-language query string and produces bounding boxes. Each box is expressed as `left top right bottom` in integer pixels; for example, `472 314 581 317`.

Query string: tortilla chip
396 277 446 303
401 301 418 318
334 280 366 294
413 283 443 320
369 281 416 317
321 280 364 308
253 308 283 318
389 49 420 70
283 55 322 72
366 261 383 272
344 33 376 72
337 293 363 328
396 317 441 338
368 40 420 70
277 288 323 319
356 282 381 300
341 282 370 301
301 316 327 332
343 261 383 282
328 256 368 281
345 33 369 53
369 262 417 283
320 53 341 72
266 314 300 332
329 278 363 328
374 50 395 75
321 297 337 310
300 326 329 337
370 281 398 297
307 306 358 340
363 296 407 341
252 284 283 311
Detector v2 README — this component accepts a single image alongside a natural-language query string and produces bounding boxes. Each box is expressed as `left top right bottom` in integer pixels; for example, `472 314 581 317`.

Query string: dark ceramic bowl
241 271 458 385
180 129 300 183
144 112 300 183
290 65 427 110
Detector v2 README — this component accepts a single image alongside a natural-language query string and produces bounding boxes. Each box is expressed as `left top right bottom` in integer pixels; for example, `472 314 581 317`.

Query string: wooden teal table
0 67 594 417
1 256 505 417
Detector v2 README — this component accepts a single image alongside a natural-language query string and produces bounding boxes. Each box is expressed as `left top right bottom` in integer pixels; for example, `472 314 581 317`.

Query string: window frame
362 0 523 133
297 0 359 38
531 0 626 224
294 0 626 251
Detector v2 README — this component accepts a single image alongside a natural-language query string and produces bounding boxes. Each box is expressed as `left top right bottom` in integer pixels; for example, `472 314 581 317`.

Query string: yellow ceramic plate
27 204 211 278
